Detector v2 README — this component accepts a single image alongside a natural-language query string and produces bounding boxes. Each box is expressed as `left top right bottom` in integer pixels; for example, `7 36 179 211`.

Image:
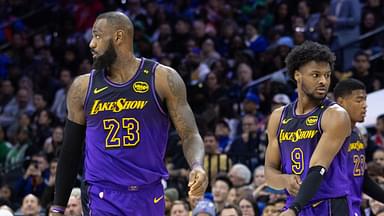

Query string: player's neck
296 93 322 115
107 53 140 83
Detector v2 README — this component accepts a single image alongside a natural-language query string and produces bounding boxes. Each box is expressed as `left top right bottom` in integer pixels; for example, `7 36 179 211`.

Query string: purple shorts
284 197 351 216
82 181 165 216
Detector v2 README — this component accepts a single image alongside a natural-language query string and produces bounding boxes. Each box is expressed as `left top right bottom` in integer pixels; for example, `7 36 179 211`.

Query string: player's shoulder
322 103 351 128
325 103 349 117
268 106 286 129
68 72 92 97
155 63 178 78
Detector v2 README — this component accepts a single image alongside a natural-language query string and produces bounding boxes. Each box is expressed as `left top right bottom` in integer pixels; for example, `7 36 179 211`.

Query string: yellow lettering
279 129 318 143
89 98 149 115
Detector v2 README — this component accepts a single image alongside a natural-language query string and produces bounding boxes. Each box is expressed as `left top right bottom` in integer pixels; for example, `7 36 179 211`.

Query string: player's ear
114 30 124 44
294 70 301 82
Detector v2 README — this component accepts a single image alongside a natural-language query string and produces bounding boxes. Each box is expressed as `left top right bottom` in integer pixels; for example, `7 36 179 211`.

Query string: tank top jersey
348 127 366 215
277 98 350 208
83 58 170 187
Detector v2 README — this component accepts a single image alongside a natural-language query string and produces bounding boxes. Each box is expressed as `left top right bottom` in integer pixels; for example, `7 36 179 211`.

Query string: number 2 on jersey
291 147 304 174
353 154 365 176
103 118 140 149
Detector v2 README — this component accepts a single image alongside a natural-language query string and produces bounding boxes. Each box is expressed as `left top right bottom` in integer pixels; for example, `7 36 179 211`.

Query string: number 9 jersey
83 58 169 187
277 98 350 209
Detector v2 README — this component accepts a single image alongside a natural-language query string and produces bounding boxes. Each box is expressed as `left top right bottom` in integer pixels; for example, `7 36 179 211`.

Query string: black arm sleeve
363 172 384 203
289 166 327 213
53 119 86 207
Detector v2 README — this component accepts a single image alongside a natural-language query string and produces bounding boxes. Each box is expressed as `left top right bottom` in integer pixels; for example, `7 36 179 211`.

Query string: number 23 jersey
83 58 170 187
277 98 350 207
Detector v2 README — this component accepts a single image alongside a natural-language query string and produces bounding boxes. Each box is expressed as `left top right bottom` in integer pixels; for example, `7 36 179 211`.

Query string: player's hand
188 166 208 206
285 175 301 196
279 208 296 216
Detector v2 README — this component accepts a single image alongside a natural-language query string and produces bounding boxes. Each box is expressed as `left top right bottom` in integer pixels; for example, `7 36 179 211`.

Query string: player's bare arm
51 74 90 216
265 107 301 195
156 65 208 199
66 74 90 124
309 105 351 168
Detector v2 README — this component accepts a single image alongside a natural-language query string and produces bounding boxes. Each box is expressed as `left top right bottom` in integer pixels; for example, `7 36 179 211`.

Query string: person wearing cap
165 188 180 215
271 93 291 111
192 199 216 216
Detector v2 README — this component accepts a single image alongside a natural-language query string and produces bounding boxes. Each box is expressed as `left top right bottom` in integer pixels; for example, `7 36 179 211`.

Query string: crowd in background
0 0 383 215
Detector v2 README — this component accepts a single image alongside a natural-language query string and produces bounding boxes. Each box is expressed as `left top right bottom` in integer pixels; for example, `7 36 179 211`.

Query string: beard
301 81 328 101
92 40 117 72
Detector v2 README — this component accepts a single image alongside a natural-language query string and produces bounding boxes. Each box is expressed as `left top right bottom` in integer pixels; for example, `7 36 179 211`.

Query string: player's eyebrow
92 29 103 34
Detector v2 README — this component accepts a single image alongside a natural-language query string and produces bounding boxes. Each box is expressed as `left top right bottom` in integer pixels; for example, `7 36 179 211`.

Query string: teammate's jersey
347 127 366 216
278 98 350 208
83 58 169 187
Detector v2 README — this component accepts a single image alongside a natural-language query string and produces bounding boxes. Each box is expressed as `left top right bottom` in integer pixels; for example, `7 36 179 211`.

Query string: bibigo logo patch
305 116 318 126
133 81 149 93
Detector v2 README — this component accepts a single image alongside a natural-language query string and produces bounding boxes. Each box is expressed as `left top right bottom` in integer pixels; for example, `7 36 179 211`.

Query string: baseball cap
244 91 260 104
192 199 216 216
276 36 294 48
272 94 290 105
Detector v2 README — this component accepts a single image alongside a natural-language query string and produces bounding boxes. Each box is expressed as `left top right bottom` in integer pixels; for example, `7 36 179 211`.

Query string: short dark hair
353 50 369 60
285 41 335 82
214 173 233 189
333 78 366 100
377 114 384 121
220 204 242 216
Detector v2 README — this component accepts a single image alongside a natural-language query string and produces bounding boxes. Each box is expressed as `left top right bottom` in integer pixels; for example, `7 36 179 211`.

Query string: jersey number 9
291 147 304 175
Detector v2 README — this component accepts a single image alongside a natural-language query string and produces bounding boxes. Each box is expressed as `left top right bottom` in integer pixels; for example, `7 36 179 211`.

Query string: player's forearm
363 173 384 203
265 166 289 189
182 133 205 168
53 120 85 207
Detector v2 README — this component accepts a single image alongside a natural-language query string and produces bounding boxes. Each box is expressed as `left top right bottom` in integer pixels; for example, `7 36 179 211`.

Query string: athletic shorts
81 181 165 216
298 197 350 216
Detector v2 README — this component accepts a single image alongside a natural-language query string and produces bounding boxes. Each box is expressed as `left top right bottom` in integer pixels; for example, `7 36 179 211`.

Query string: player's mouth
91 51 98 58
315 88 327 94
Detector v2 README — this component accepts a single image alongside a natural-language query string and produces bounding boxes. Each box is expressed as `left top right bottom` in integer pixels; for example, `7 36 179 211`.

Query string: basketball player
265 41 351 215
334 78 384 216
50 12 208 215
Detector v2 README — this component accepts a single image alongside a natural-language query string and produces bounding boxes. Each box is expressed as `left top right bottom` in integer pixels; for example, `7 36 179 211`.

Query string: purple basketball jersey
278 98 350 210
347 127 366 216
83 58 169 187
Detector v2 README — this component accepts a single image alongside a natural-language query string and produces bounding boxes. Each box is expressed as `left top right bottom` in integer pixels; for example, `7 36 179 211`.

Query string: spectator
170 200 189 216
350 51 381 93
15 194 43 216
371 114 384 147
50 69 73 123
251 165 265 189
64 188 82 216
165 188 179 216
0 88 35 128
192 199 216 216
261 202 277 216
220 204 242 216
373 148 384 167
40 159 58 209
204 132 231 181
212 174 233 213
0 127 11 166
238 195 258 216
328 0 361 70
228 164 251 188
228 115 261 167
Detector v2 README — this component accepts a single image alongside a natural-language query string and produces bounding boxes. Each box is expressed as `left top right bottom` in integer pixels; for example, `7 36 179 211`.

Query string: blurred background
0 0 383 215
